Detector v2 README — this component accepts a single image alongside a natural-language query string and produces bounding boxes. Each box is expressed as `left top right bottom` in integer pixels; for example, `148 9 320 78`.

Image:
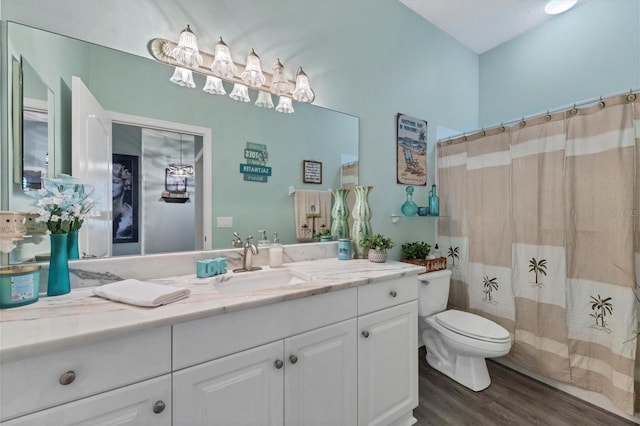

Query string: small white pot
368 249 388 263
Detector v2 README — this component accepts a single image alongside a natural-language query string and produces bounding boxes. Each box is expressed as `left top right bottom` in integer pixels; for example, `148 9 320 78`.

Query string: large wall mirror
4 22 359 264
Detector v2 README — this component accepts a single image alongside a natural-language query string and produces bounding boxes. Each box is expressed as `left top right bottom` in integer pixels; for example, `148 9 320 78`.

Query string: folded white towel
93 279 190 307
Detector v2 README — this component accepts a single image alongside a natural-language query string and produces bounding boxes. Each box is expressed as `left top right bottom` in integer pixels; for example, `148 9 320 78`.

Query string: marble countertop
0 258 424 361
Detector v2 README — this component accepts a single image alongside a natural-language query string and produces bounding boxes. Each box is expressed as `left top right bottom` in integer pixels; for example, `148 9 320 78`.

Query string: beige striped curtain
437 93 638 414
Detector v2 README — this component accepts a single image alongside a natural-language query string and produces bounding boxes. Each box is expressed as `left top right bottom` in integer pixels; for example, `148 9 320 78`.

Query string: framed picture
396 113 427 186
303 160 322 184
112 154 139 243
165 169 188 193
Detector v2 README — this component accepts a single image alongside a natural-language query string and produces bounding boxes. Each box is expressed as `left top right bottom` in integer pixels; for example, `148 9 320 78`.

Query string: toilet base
425 350 491 392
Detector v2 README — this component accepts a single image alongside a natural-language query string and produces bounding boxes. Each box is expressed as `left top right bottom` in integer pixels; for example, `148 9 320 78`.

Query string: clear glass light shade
167 163 194 177
229 83 250 102
275 96 294 114
255 91 274 109
241 49 266 88
211 37 237 79
202 76 226 95
169 67 196 88
271 59 292 95
292 67 315 103
170 25 203 68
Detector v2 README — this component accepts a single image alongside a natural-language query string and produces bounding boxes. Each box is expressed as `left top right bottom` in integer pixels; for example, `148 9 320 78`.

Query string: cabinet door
2 375 171 426
173 340 284 426
285 319 357 426
358 301 418 426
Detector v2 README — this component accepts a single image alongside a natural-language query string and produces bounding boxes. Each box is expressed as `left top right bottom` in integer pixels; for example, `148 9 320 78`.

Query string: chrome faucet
231 232 243 248
233 236 262 273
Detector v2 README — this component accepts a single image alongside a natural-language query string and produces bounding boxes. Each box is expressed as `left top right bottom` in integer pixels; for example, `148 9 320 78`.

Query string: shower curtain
437 93 639 414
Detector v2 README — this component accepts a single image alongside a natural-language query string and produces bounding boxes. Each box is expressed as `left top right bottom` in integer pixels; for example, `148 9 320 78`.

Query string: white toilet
418 269 511 391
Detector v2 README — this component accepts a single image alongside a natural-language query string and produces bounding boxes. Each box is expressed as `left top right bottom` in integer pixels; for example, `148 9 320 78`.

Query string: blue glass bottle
401 186 418 217
429 184 439 216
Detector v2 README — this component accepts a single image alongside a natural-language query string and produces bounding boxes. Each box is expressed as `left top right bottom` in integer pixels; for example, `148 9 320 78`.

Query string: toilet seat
434 310 510 343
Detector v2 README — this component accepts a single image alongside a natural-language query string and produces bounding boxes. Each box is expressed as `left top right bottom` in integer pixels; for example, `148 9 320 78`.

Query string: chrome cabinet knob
59 371 76 386
289 355 298 364
153 400 165 414
274 359 284 369
389 290 397 297
361 330 370 338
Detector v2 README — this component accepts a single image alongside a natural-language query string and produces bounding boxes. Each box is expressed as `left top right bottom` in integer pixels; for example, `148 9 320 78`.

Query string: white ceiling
399 0 588 54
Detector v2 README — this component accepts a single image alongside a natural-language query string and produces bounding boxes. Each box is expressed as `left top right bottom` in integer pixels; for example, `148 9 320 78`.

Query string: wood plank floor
414 346 636 426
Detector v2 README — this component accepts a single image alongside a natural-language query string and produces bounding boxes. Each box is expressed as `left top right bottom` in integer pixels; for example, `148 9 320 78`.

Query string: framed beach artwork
112 153 139 243
396 113 427 185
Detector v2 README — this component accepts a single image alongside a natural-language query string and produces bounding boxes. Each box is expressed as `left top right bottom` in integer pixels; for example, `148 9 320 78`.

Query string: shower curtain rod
439 88 640 144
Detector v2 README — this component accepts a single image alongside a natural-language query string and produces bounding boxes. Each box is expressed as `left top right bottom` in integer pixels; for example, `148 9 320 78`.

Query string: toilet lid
435 310 510 343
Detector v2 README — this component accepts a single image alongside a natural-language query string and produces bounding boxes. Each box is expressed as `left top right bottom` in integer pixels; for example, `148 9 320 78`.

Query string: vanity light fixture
150 26 316 113
241 48 266 88
229 83 250 102
544 0 577 14
170 25 203 68
292 67 315 103
167 135 194 178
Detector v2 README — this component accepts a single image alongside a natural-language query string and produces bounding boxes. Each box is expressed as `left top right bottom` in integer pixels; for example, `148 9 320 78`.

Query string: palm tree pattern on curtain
589 294 613 330
528 257 547 286
482 276 499 302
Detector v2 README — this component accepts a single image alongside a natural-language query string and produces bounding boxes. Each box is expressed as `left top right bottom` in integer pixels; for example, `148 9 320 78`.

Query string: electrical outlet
217 217 233 228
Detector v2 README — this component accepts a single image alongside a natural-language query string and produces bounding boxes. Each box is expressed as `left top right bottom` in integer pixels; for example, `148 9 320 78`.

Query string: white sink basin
213 269 309 294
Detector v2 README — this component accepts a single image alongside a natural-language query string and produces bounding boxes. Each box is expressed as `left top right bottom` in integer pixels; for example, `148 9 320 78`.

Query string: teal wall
479 0 640 127
1 0 479 258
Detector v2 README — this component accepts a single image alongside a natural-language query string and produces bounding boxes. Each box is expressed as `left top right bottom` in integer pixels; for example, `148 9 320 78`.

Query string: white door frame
109 111 212 251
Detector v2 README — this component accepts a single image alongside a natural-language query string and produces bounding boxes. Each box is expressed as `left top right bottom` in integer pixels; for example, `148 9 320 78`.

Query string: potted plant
401 241 431 260
360 233 394 263
316 228 333 242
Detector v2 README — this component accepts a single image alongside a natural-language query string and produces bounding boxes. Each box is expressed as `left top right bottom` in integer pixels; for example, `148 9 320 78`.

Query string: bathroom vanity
0 257 423 426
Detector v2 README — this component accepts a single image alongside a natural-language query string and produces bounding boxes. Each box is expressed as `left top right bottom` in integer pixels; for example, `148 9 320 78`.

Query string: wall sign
303 160 322 184
240 142 271 183
396 113 427 186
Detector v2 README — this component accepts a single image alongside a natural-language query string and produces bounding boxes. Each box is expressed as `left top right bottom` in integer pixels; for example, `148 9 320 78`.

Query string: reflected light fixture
167 135 194 177
292 67 315 103
544 0 577 14
241 49 266 88
275 96 294 114
170 67 196 88
202 75 226 95
255 91 274 109
211 37 237 79
170 25 203 68
271 59 292 96
229 83 250 102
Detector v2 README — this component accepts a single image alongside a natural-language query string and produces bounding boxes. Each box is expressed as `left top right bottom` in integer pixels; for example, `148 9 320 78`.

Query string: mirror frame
11 56 22 185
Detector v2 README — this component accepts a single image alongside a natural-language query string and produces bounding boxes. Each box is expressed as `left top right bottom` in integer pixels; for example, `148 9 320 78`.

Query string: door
2 375 171 426
71 76 112 258
285 319 357 426
173 341 284 426
358 302 419 426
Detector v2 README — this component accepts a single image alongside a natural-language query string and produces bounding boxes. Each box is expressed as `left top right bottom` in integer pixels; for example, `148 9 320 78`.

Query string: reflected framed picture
112 154 139 244
303 160 322 184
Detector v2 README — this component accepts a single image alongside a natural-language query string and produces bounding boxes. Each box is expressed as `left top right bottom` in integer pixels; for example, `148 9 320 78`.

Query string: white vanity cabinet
173 319 357 426
357 276 419 426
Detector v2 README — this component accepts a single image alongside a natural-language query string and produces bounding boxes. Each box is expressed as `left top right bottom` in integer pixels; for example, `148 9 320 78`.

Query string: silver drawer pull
274 359 284 369
389 290 397 298
361 330 370 338
289 355 298 364
59 370 76 386
153 400 166 414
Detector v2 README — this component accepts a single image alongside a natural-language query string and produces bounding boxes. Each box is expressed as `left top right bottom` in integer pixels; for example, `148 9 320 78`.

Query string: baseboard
493 357 640 424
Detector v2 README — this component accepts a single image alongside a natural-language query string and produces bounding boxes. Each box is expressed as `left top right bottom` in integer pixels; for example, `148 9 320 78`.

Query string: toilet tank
417 269 452 317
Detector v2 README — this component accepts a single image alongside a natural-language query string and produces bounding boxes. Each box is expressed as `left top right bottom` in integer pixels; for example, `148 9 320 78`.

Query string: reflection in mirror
21 58 49 191
5 22 359 264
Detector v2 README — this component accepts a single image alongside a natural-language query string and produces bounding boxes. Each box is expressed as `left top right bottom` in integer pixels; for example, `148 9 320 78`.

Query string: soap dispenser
258 229 270 248
269 232 283 268
433 244 441 258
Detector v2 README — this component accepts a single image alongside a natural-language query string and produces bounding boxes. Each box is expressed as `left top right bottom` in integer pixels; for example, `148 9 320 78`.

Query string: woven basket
400 257 447 273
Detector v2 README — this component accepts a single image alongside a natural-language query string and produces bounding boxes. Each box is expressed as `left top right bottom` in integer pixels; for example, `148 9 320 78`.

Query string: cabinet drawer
1 374 171 426
173 287 357 370
357 275 418 315
0 327 171 421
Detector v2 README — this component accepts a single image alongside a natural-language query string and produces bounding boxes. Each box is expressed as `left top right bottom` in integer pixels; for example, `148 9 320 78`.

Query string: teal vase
48 233 71 296
351 186 373 259
330 188 350 239
401 186 418 216
67 230 80 260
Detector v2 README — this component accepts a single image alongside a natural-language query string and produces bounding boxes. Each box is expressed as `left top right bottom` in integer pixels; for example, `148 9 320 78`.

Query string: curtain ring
598 96 605 108
569 104 578 115
480 128 486 136
462 133 468 141
519 117 526 127
628 91 637 102
545 110 551 121
499 123 505 132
